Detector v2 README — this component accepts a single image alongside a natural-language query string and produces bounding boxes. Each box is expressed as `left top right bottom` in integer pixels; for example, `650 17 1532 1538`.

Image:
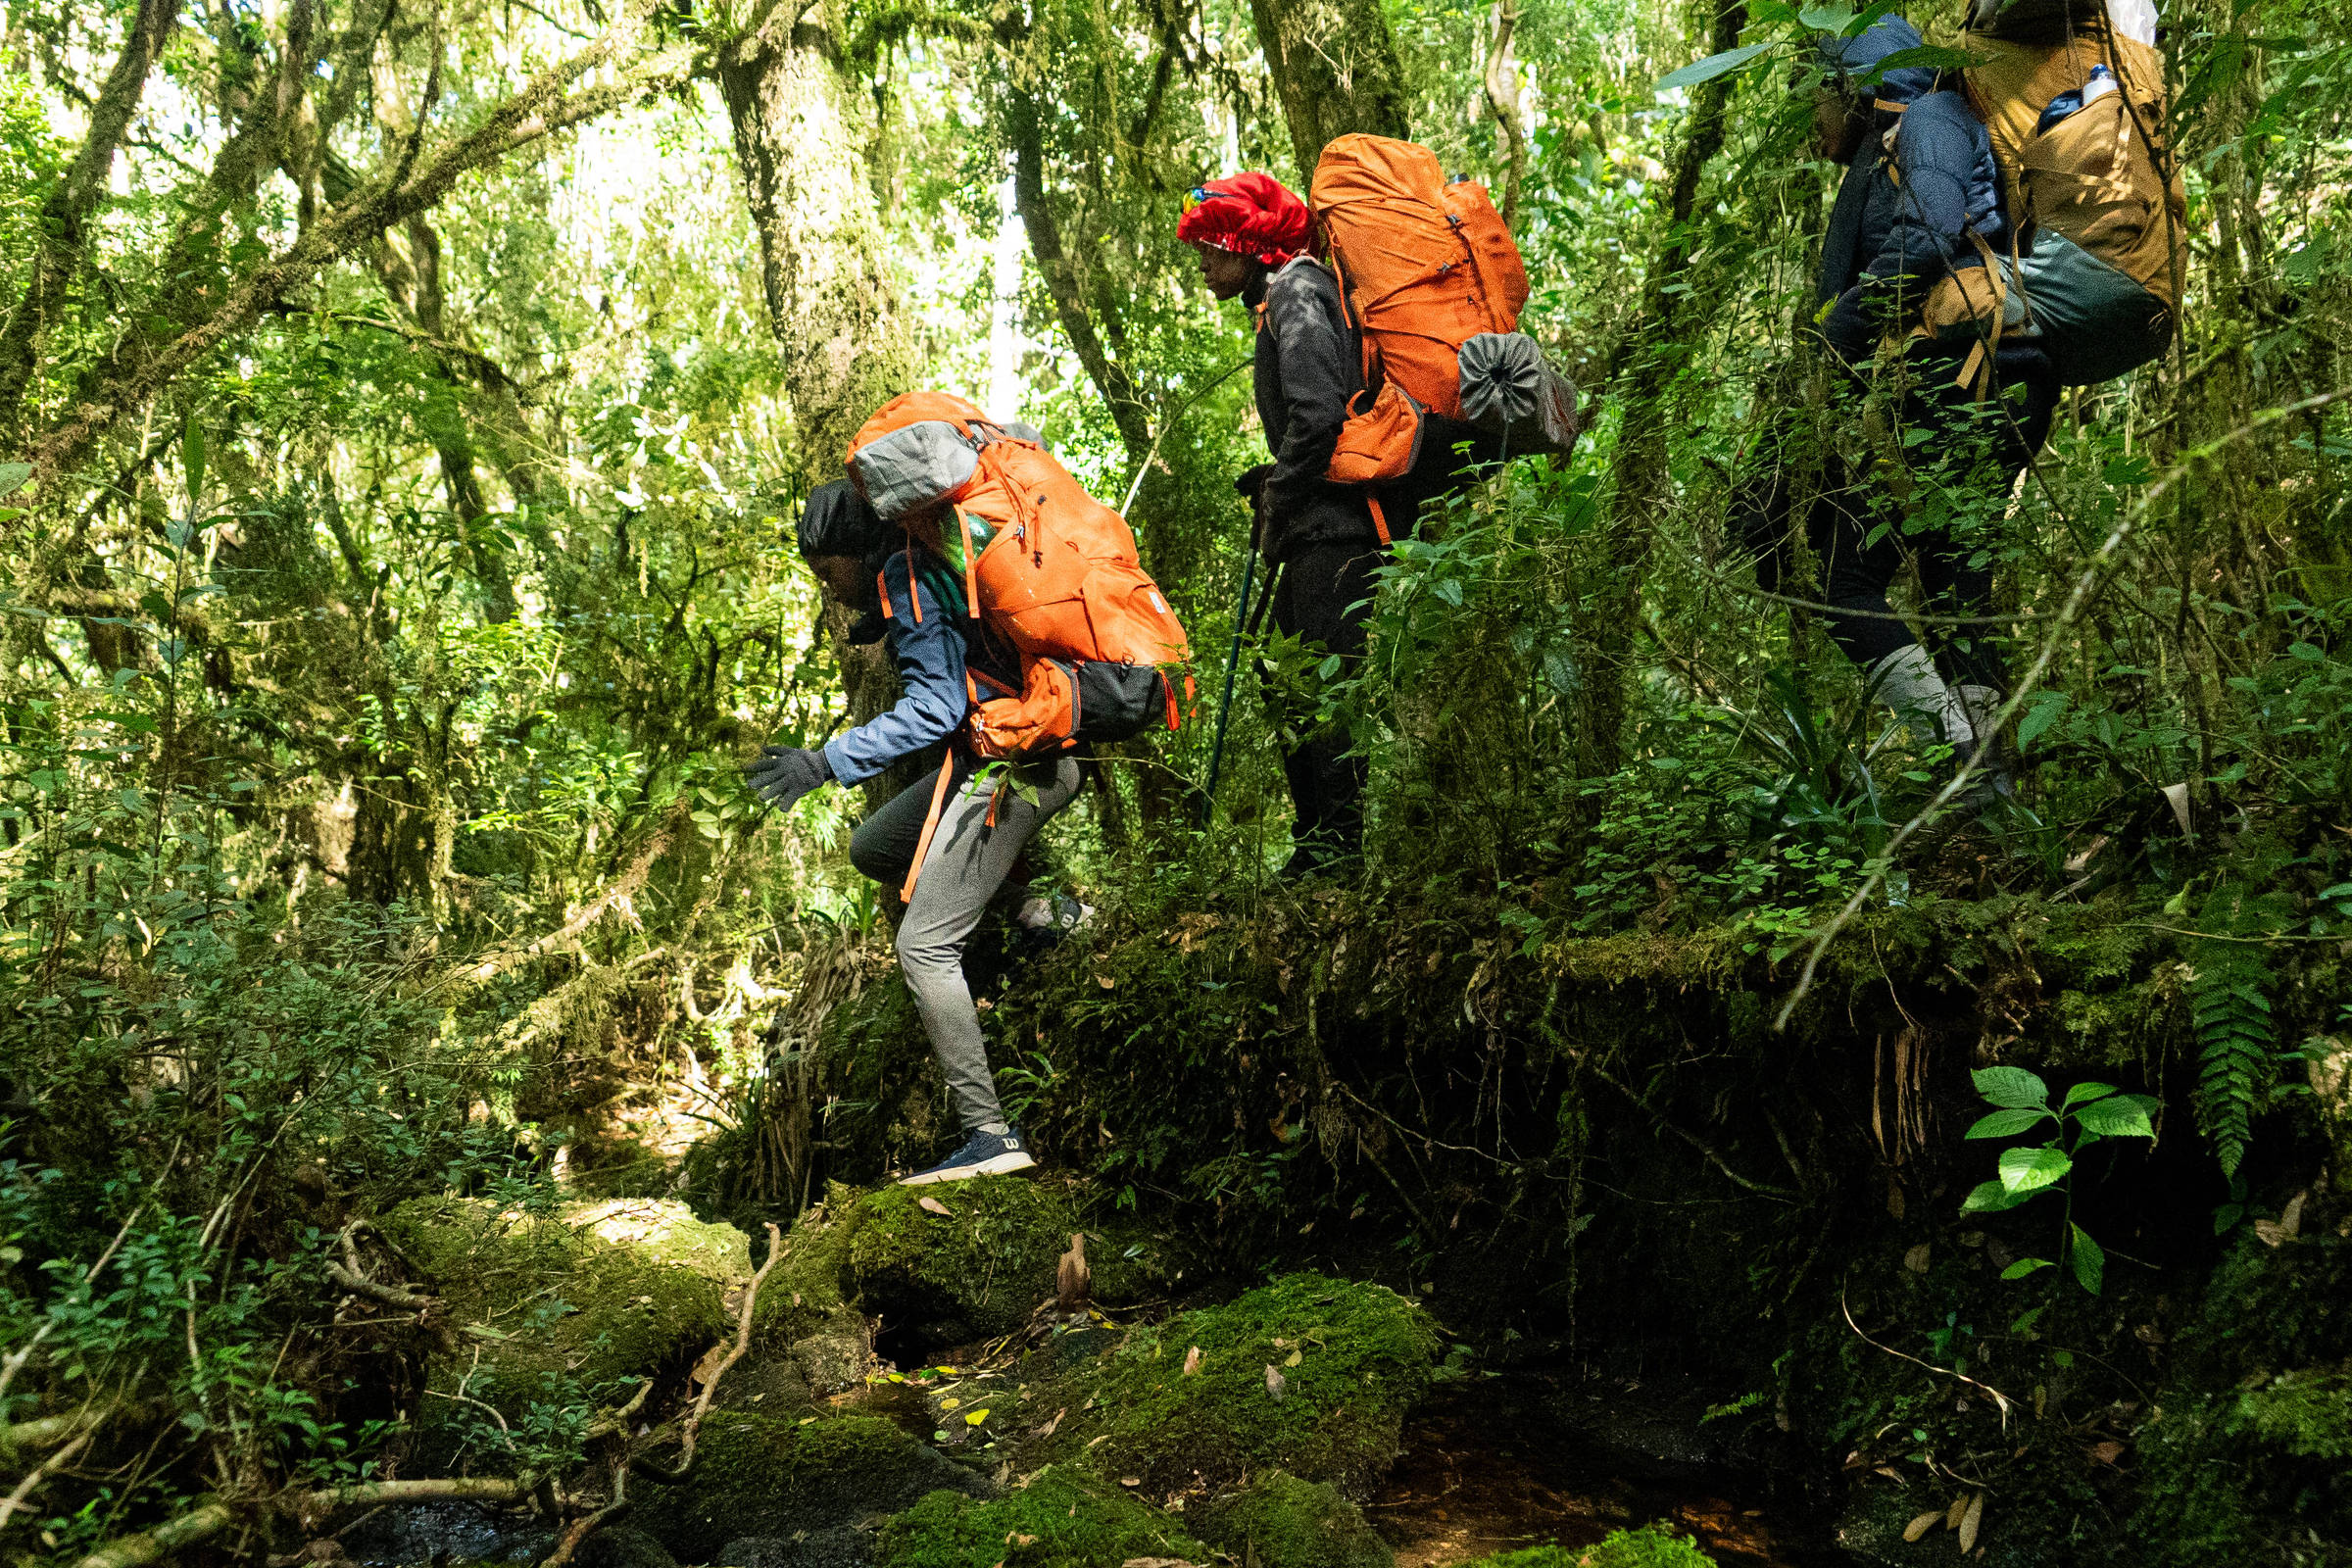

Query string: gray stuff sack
851 420 983 521
1456 332 1580 459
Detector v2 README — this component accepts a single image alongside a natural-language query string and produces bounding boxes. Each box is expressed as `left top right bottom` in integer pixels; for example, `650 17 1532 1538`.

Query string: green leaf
1964 1107 2047 1140
1973 1066 2048 1109
2017 691 2070 753
2074 1095 2158 1140
1797 1 1851 28
2070 1225 2105 1295
1997 1144 2070 1196
1961 1179 2034 1214
2213 1203 2243 1235
2060 1081 2119 1109
1657 41 1775 90
184 413 207 515
0 462 29 500
2000 1257 2054 1280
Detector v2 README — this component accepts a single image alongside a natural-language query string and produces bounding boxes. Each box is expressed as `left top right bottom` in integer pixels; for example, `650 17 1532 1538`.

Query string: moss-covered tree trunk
1249 0 1412 178
1577 0 1747 778
716 0 921 756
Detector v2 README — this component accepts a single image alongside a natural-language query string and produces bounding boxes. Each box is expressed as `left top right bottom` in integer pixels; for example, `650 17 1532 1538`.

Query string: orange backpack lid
845 391 1004 521
847 391 991 460
1308 134 1531 419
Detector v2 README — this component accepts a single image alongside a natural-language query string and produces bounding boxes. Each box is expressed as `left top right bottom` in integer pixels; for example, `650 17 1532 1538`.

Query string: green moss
773 1178 1177 1353
874 1467 1204 1568
1022 1272 1439 1498
2231 1364 2352 1459
1191 1472 1390 1568
1454 1528 1715 1568
630 1411 984 1561
381 1196 749 1426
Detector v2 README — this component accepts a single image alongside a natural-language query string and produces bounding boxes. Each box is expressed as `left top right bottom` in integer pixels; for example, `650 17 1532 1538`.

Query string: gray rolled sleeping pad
1455 332 1581 459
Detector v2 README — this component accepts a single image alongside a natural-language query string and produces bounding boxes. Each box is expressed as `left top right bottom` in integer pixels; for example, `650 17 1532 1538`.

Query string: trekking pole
1196 546 1257 825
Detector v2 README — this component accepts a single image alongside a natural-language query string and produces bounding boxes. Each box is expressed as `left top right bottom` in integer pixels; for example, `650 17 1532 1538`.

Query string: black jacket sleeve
1259 262 1359 523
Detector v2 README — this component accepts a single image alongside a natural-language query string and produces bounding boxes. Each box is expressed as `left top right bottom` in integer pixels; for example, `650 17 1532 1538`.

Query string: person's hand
746 746 833 812
1233 463 1275 500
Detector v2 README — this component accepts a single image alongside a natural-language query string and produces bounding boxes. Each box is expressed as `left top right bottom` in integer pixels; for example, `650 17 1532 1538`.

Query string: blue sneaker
899 1127 1039 1187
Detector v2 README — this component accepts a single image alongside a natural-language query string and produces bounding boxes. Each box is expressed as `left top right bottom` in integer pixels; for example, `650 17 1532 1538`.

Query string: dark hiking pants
1263 541 1382 859
1807 343 2060 693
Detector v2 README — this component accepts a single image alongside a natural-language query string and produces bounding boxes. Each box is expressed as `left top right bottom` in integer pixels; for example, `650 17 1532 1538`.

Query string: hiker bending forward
748 478 1072 1187
1182 173 1382 879
1774 15 2061 796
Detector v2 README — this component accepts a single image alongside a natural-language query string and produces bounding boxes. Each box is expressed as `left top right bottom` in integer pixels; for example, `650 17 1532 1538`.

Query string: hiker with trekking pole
1734 2 2180 806
748 398 1191 1186
1182 157 1575 878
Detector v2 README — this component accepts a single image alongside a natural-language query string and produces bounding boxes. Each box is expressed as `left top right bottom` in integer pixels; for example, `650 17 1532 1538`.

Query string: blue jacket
1814 17 2009 364
820 547 1020 786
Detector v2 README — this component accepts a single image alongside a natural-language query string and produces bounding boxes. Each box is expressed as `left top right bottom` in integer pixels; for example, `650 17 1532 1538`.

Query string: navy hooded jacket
820 547 1020 787
1814 17 2009 364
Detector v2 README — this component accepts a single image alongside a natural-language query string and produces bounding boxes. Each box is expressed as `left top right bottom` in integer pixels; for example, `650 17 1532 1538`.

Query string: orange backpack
846 392 1192 763
1309 136 1576 537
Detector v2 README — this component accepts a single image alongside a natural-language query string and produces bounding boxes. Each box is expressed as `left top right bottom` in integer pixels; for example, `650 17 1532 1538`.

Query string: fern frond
2189 940 2274 1178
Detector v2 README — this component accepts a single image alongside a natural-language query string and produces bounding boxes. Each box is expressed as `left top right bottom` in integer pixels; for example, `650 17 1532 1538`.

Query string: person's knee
848 823 904 884
895 920 958 978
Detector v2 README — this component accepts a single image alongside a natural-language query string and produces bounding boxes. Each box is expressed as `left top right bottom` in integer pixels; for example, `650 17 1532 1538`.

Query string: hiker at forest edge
1181 172 1380 878
1758 15 2061 797
748 477 1070 1186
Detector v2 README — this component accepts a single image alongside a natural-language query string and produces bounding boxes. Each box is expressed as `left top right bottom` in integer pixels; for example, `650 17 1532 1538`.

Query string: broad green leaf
2060 1081 2118 1109
1972 1065 2048 1109
0 462 29 499
184 413 207 514
1798 1 1852 28
2017 692 2070 753
1998 1144 2070 1196
1964 1107 2047 1140
1961 1179 2034 1213
2074 1095 2158 1140
1657 42 1775 91
2213 1203 2243 1235
2000 1257 2054 1280
2070 1225 2105 1295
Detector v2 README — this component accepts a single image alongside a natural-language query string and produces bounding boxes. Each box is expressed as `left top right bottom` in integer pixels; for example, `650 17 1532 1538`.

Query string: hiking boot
1016 892 1094 936
899 1127 1038 1187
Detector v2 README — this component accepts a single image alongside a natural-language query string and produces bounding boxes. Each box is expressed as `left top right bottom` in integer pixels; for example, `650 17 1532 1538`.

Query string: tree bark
1577 0 1748 778
1248 0 1411 178
0 0 180 447
1484 1 1527 227
1007 87 1150 462
715 0 920 756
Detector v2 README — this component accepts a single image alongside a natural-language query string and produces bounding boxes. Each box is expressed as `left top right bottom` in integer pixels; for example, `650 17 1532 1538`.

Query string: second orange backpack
1309 136 1576 527
846 392 1192 761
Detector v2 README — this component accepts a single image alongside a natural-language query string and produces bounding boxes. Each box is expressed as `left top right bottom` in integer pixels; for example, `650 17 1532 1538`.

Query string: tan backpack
1922 0 2186 387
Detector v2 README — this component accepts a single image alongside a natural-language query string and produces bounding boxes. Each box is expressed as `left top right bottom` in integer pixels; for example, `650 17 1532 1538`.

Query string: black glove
746 746 833 812
1233 463 1275 499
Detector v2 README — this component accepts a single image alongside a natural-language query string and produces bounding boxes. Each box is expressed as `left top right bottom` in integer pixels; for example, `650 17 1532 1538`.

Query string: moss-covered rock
774 1179 1179 1356
629 1412 988 1562
1190 1472 1390 1568
872 1467 1205 1568
2132 1228 2352 1565
380 1196 751 1435
1018 1273 1439 1498
1453 1529 1716 1568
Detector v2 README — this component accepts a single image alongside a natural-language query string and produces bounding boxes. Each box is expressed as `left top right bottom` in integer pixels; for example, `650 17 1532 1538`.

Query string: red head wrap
1176 172 1312 267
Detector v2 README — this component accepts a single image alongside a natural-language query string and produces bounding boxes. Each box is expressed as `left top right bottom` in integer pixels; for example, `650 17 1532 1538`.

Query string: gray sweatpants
849 754 1083 1133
